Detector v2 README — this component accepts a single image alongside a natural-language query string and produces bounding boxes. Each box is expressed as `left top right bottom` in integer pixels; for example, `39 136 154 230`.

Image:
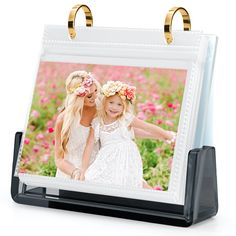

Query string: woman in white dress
80 81 176 189
55 70 100 180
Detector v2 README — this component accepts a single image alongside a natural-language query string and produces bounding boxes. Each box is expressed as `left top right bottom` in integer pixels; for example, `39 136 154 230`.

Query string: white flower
75 86 87 97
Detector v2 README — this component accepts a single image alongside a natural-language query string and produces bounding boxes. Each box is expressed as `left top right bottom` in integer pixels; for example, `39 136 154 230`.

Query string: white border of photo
17 26 217 205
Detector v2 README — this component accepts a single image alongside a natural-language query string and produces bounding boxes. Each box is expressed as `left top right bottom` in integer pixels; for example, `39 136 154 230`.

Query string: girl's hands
79 170 86 181
70 168 86 181
71 168 81 180
165 131 177 145
71 168 86 181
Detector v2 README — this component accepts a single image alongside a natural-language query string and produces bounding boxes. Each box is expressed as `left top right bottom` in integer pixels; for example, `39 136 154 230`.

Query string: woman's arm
80 127 95 180
131 117 174 142
54 113 78 178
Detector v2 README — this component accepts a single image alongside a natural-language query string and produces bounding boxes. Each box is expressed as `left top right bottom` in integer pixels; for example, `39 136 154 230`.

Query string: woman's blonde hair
59 71 100 155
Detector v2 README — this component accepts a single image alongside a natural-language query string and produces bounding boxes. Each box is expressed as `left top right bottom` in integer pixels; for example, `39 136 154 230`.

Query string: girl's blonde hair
60 71 100 155
97 94 133 123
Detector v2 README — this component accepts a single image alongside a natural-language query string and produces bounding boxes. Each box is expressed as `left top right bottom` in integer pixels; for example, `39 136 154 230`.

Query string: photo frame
11 4 218 226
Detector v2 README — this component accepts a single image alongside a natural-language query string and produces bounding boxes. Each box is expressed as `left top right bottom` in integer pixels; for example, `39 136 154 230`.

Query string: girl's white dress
85 113 143 189
56 120 98 179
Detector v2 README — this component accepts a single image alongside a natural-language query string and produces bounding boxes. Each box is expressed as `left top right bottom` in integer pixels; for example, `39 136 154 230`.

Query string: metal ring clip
164 7 191 44
68 4 93 39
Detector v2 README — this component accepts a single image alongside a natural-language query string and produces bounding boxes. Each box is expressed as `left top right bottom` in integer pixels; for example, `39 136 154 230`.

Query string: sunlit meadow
19 61 186 191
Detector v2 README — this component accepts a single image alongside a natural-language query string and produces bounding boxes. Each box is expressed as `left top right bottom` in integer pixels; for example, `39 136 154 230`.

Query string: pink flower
39 90 46 97
42 141 49 149
156 119 163 125
82 77 93 88
47 120 54 128
124 86 136 101
139 102 163 115
33 145 40 153
47 127 54 133
172 104 178 109
155 148 162 155
74 86 88 97
38 81 46 89
152 93 160 100
31 110 40 118
24 138 30 145
139 102 157 114
156 105 164 111
153 185 163 191
167 103 179 110
50 95 57 99
165 120 174 127
52 139 55 145
30 156 37 163
22 157 30 164
168 157 173 169
136 75 145 83
51 83 56 89
36 133 44 140
40 97 49 104
41 154 49 164
147 104 157 114
29 125 35 131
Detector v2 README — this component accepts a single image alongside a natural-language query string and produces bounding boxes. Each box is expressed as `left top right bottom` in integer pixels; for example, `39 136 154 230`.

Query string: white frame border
17 26 210 205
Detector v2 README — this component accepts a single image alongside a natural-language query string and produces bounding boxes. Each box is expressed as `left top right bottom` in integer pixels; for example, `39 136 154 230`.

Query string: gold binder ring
68 4 93 39
164 7 191 44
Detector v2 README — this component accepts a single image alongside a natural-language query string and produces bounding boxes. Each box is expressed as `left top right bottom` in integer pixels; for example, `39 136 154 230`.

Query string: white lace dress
56 120 98 179
85 114 143 189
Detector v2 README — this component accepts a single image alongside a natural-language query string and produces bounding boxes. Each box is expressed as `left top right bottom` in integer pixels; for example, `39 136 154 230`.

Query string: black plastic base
11 132 218 227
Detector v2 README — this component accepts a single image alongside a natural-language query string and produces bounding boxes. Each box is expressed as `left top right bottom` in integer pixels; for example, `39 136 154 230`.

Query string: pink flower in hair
124 86 136 101
82 77 93 88
102 81 136 103
69 74 94 97
75 86 89 97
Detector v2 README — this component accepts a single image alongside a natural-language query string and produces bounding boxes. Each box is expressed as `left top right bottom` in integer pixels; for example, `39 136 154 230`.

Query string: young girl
80 80 176 189
55 70 101 180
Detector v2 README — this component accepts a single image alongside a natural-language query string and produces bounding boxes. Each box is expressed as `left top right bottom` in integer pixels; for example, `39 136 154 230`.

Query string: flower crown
68 72 94 97
102 81 136 103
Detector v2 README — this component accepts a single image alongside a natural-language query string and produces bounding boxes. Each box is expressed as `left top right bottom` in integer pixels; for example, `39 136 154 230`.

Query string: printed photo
19 61 187 191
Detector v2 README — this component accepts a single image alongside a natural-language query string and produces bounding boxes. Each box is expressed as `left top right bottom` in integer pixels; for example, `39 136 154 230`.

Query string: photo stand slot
11 132 218 227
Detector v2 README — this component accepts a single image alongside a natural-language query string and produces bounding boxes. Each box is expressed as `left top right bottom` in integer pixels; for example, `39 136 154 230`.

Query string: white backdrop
0 0 235 235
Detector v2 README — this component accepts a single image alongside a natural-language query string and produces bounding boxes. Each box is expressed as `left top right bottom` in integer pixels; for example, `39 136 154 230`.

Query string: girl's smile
105 95 124 119
108 109 119 114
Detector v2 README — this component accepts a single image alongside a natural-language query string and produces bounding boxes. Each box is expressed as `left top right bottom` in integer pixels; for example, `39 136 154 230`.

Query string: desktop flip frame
11 4 218 227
